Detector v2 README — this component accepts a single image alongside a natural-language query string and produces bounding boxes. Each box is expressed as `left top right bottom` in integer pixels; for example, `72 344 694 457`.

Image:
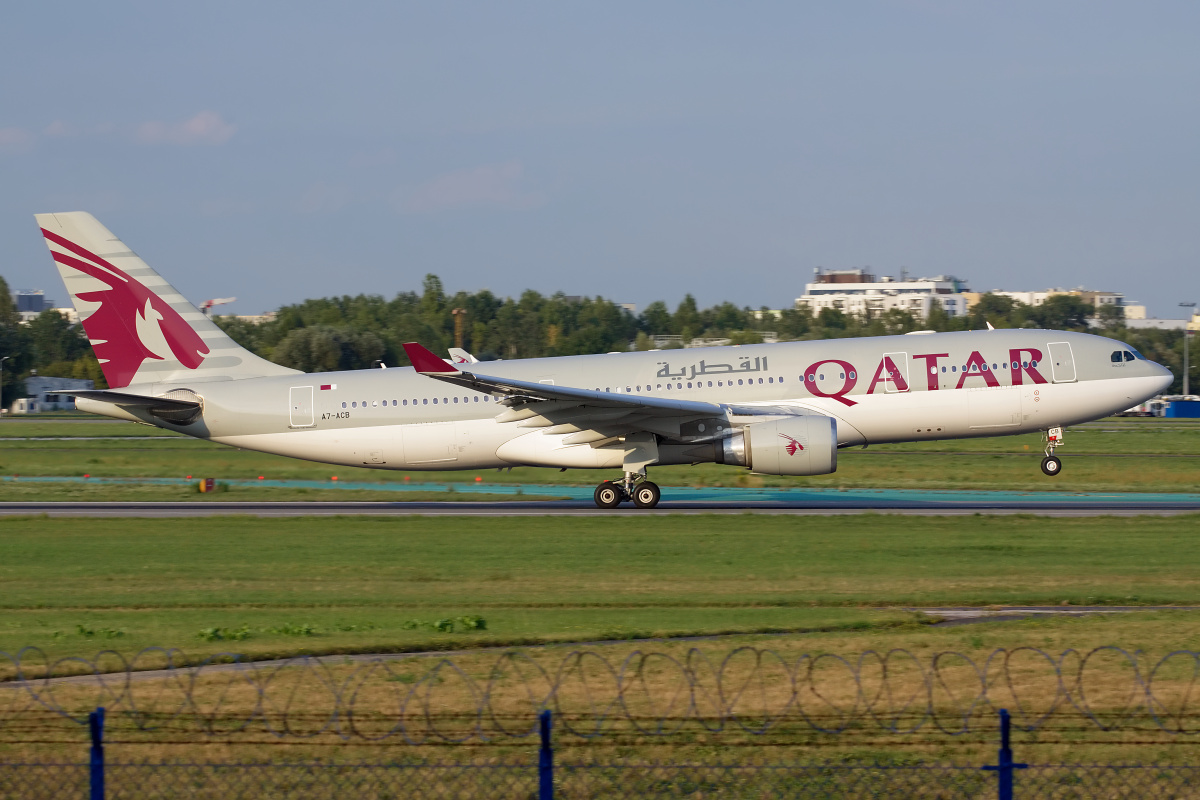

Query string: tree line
1 272 1194 398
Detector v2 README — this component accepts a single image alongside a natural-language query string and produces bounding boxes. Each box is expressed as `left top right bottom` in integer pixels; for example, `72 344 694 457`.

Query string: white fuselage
86 329 1172 472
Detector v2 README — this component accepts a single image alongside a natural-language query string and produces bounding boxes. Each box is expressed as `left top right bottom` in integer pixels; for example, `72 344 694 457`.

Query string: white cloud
136 111 236 146
43 120 70 137
0 127 35 152
398 161 543 214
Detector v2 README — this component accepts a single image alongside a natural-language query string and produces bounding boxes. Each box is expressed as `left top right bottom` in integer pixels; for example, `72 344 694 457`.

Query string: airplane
35 212 1174 509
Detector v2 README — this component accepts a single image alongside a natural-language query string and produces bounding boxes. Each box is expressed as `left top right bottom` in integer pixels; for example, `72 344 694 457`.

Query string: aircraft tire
632 482 661 509
1040 455 1062 476
594 481 624 508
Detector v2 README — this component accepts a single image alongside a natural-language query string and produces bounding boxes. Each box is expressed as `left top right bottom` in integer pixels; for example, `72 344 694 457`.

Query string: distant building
8 375 94 415
687 332 778 348
1122 305 1147 320
14 305 79 325
230 311 278 325
12 290 48 313
795 269 971 320
11 290 63 323
1123 319 1187 330
988 289 1076 307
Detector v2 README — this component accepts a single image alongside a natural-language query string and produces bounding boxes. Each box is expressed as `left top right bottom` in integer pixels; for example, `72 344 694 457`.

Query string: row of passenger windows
597 376 783 392
937 360 1039 374
338 360 1047 410
342 396 494 409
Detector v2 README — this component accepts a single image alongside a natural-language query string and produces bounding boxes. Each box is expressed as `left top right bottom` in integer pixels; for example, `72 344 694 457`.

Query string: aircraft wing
402 342 799 443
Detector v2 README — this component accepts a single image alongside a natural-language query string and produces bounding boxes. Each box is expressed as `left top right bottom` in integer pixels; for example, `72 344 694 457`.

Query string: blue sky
2 2 1198 317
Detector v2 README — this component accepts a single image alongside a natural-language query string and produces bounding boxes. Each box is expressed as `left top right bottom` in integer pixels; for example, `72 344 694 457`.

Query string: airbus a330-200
35 212 1174 509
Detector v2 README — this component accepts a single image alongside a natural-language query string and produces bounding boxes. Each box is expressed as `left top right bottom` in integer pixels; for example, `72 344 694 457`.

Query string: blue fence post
88 707 105 800
983 708 1027 800
538 709 554 800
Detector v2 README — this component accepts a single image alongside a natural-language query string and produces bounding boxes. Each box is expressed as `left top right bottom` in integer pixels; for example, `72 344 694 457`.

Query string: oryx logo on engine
779 433 804 456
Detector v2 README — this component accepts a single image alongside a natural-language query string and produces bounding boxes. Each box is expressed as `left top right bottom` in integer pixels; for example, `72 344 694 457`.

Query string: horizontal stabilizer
62 390 200 410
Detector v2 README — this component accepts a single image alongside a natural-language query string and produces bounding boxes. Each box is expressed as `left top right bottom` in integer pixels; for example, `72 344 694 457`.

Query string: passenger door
289 386 314 428
1047 342 1077 383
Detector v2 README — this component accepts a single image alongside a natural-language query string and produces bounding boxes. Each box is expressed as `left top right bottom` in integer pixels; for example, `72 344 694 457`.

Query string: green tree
26 310 89 365
271 326 385 372
638 301 672 335
1029 295 1094 331
817 307 848 331
672 295 700 335
1095 304 1125 329
968 293 1020 329
776 307 813 340
0 276 30 405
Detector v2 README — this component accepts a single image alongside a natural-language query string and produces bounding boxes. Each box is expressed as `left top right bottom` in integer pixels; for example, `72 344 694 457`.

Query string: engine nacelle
718 415 837 476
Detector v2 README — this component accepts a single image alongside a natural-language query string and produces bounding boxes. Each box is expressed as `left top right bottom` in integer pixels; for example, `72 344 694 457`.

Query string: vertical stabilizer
36 212 299 388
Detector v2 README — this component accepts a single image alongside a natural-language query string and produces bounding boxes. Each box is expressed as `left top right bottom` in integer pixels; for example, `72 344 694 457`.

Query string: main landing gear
1040 426 1064 477
594 471 661 509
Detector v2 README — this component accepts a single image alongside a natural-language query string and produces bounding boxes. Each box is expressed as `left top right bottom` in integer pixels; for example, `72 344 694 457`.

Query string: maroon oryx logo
779 433 804 456
40 227 210 388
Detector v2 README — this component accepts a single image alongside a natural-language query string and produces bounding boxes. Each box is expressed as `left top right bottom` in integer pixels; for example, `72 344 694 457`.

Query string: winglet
403 342 462 375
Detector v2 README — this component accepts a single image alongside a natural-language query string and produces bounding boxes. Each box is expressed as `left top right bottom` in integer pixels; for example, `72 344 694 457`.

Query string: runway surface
3 483 1200 517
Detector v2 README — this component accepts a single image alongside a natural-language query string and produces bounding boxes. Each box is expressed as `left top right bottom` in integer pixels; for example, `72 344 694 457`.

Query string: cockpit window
1111 350 1123 363
1118 343 1148 360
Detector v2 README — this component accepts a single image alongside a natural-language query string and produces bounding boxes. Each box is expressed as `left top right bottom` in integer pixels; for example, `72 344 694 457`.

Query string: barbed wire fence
6 645 1200 798
6 644 1200 740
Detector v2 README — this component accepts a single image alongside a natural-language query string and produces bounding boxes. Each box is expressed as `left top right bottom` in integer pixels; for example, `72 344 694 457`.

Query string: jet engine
717 415 837 476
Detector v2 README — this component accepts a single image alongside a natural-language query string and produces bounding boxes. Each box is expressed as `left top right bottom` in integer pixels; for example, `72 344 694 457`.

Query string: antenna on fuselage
985 320 995 331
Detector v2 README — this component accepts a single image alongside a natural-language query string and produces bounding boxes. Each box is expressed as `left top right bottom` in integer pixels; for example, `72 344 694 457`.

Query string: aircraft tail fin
447 347 479 365
36 212 300 388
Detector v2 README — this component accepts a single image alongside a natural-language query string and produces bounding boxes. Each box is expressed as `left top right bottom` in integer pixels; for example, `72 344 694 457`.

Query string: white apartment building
795 270 971 320
7 375 95 415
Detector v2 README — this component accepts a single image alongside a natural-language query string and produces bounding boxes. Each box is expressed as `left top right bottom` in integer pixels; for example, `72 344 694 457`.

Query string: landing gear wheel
632 481 661 509
594 481 624 508
1041 455 1062 476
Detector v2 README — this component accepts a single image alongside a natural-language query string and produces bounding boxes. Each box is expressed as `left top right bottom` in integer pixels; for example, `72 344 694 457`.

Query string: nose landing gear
593 471 662 509
1040 426 1064 477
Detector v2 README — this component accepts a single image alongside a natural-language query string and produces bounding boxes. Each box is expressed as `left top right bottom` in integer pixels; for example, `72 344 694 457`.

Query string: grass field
3 417 1199 766
3 513 1200 665
4 510 1200 765
2 417 1199 495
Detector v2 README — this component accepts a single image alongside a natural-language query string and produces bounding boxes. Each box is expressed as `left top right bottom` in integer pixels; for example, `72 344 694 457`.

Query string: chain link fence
5 757 1200 799
5 707 1200 799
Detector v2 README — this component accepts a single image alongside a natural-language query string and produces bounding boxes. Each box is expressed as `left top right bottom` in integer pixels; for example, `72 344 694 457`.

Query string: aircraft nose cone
1154 362 1175 393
